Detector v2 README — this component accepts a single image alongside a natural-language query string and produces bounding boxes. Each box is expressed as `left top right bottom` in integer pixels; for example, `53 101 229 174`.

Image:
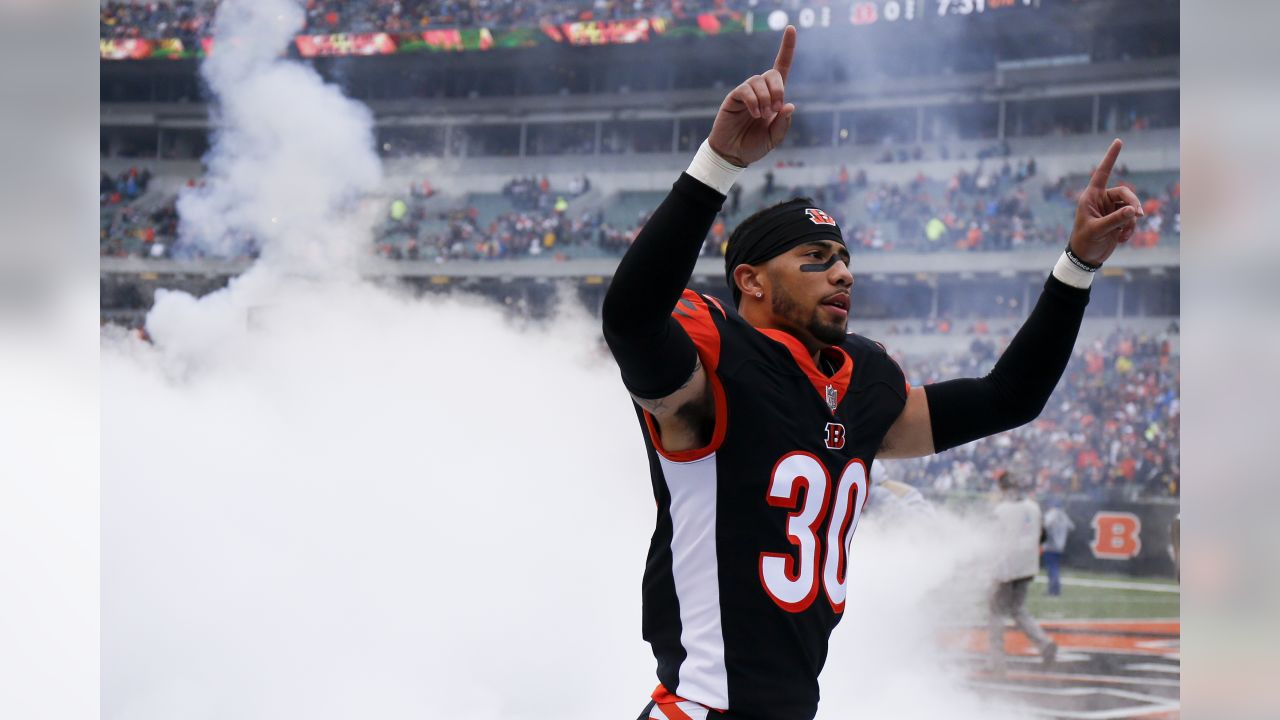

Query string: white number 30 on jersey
759 452 868 613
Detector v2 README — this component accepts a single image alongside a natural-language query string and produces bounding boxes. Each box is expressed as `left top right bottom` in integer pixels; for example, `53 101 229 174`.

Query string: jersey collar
757 328 853 415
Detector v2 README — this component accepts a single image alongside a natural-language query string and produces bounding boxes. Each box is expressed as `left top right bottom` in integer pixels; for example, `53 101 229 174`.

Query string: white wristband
1052 251 1096 289
685 139 745 196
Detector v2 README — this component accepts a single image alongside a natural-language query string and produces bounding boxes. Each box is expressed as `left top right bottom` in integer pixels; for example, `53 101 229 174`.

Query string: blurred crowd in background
102 0 765 39
100 161 1179 262
890 326 1180 502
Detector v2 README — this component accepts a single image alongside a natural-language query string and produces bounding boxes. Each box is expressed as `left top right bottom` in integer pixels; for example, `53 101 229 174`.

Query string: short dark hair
724 196 816 304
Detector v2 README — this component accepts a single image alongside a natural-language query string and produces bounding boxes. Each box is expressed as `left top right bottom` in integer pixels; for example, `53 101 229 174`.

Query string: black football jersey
636 290 909 720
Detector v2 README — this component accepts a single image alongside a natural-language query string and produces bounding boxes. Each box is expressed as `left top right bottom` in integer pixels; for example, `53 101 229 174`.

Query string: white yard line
1124 663 1181 674
968 683 1181 719
968 669 1181 689
1035 575 1181 594
1040 618 1180 625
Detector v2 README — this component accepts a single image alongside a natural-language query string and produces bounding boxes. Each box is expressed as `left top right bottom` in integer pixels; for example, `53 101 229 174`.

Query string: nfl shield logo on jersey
825 384 838 413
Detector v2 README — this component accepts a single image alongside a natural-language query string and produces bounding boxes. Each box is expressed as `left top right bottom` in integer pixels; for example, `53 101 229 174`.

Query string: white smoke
102 1 1025 717
823 510 1021 719
175 0 380 273
103 283 659 720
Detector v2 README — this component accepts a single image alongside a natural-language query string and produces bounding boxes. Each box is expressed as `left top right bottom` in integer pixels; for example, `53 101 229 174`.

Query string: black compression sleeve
601 173 726 399
924 275 1090 452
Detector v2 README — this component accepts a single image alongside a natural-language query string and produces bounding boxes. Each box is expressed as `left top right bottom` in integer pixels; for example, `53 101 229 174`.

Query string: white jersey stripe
659 453 730 709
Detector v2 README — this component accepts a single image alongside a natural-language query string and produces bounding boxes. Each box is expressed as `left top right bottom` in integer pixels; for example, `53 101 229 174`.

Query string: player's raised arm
878 140 1142 459
601 27 798 451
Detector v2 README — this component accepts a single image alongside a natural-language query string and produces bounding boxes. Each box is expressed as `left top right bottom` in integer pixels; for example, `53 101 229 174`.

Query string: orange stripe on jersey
671 290 722 372
640 291 730 464
657 702 694 720
641 373 728 463
652 684 685 705
652 684 725 714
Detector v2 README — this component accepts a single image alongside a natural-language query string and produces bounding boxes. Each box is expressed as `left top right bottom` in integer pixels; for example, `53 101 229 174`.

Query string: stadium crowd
100 167 153 207
101 0 212 41
744 160 1176 254
99 163 1179 261
99 178 1181 502
100 175 253 261
102 0 751 39
375 174 633 260
100 196 181 260
888 327 1180 501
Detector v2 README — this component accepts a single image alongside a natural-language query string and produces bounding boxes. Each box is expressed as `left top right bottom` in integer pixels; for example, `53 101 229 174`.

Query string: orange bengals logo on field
806 208 837 226
1091 512 1143 560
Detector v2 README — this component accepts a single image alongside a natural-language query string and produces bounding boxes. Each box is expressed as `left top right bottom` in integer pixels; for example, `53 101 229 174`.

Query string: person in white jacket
988 471 1058 672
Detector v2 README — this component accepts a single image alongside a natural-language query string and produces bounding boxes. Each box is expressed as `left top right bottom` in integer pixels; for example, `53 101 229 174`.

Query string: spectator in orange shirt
1119 456 1137 480
711 217 726 244
958 222 982 250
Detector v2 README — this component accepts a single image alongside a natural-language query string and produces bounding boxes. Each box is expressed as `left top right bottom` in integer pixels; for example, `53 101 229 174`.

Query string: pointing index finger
773 25 797 82
1089 138 1123 191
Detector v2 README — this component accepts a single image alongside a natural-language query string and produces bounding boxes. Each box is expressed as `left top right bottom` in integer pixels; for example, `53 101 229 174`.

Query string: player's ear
734 264 765 301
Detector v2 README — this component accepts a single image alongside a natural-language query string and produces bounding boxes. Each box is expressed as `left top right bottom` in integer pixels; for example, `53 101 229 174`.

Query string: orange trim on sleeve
639 291 729 463
642 370 728 463
671 290 722 372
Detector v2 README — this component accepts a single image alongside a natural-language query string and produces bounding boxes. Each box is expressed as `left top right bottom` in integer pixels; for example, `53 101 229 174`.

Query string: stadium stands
99 0 1182 506
102 0 760 39
100 0 213 40
100 162 1180 261
890 326 1180 501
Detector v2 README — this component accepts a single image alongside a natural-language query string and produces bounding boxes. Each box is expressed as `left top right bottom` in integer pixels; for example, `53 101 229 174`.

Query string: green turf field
1028 569 1180 620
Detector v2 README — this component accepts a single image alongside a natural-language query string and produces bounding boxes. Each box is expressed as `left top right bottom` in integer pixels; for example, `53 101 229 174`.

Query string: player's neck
740 304 826 364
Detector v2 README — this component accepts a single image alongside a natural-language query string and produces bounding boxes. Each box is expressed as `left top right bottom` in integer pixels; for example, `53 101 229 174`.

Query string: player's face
766 240 853 348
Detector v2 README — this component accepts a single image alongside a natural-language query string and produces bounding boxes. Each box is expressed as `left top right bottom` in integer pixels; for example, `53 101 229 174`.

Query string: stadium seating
98 0 1182 505
102 0 748 39
890 326 1180 501
101 162 1180 262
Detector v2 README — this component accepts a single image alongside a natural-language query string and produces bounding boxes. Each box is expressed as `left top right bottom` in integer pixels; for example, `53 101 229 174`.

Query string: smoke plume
175 0 380 273
102 1 1020 717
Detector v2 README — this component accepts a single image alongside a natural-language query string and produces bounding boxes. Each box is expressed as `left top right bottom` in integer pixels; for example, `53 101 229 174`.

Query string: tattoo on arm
633 356 702 415
634 396 667 414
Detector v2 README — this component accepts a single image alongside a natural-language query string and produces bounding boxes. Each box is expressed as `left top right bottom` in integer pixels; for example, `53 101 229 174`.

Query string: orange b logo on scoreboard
805 208 837 226
1090 512 1142 560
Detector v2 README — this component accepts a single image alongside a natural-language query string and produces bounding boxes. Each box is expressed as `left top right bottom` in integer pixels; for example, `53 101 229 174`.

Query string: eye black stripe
799 256 838 273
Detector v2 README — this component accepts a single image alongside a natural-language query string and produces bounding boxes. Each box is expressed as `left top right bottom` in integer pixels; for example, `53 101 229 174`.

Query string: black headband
724 199 846 305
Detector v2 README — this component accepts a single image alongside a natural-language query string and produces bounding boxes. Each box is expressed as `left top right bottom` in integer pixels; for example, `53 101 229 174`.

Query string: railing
100 246 1180 279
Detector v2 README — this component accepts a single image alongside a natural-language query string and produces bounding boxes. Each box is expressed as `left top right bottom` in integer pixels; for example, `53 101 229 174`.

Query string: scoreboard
747 0 1041 32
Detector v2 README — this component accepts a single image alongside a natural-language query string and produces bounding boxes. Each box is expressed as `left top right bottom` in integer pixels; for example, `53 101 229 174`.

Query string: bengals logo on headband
805 208 837 226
